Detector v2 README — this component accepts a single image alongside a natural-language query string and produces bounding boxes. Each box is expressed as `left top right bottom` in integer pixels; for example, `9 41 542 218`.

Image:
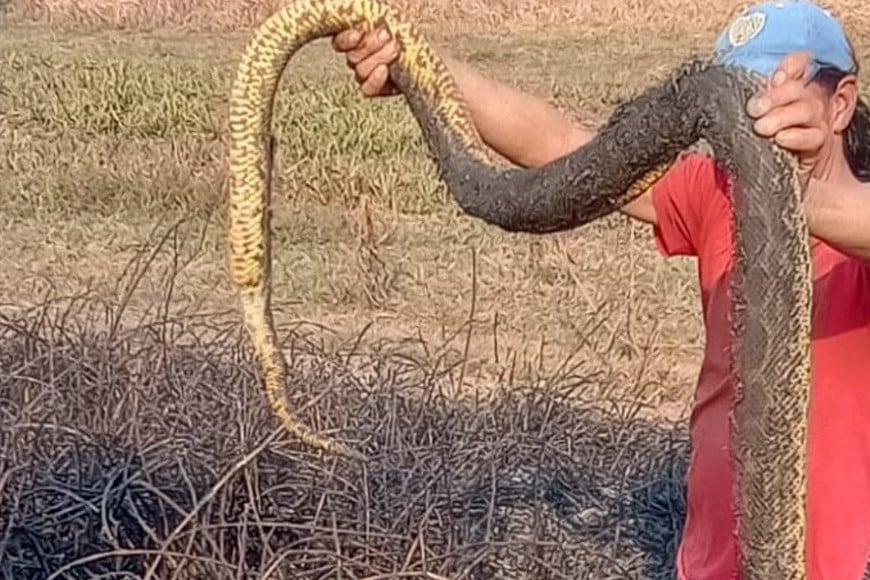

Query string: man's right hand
332 27 401 97
746 51 834 188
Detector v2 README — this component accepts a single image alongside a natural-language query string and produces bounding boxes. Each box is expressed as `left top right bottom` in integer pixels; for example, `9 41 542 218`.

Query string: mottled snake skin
226 0 869 577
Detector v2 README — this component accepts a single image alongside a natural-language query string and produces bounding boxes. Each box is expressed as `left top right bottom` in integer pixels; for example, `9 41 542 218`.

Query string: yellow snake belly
226 0 820 577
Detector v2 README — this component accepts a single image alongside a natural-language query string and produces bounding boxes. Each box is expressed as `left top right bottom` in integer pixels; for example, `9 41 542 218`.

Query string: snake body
225 0 870 577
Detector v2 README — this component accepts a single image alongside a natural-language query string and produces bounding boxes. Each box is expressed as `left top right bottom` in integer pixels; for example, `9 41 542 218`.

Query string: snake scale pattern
226 0 869 577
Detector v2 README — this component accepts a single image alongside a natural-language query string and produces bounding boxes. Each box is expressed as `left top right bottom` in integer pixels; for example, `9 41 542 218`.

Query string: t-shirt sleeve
650 152 726 258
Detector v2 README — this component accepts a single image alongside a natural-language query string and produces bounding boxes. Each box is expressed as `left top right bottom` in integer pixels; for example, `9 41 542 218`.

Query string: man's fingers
747 51 815 117
774 51 814 84
354 39 400 82
747 80 811 118
772 126 826 153
360 64 392 97
347 28 392 65
753 100 823 138
332 29 362 52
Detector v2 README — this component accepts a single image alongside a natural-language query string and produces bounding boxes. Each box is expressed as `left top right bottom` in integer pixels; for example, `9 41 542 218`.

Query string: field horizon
5 0 869 33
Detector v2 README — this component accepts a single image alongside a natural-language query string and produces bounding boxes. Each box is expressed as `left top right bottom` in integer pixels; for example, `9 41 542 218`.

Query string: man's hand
332 27 401 97
745 51 828 186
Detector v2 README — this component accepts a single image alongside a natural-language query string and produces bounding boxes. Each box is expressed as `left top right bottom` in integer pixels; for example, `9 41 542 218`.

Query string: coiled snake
226 0 870 577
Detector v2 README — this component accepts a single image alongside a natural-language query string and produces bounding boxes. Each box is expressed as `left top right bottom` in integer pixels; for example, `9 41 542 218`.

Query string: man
332 1 870 577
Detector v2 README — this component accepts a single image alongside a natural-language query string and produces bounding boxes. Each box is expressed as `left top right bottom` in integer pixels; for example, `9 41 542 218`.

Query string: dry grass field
1 0 868 578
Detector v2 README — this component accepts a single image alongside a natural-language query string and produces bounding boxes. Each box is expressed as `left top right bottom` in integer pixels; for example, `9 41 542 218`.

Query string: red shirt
650 153 870 579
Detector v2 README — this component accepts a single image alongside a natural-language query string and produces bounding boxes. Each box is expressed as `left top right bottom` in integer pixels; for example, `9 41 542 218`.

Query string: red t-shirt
650 153 870 579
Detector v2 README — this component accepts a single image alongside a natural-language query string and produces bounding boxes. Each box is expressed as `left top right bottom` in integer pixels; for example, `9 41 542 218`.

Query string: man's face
807 71 859 146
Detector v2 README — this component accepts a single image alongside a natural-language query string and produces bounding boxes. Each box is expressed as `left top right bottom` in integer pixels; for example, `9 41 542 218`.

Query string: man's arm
331 28 658 224
439 57 590 169
336 32 870 258
439 57 659 224
805 179 870 261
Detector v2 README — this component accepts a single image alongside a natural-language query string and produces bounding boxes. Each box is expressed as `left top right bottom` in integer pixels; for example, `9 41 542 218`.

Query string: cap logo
728 12 766 47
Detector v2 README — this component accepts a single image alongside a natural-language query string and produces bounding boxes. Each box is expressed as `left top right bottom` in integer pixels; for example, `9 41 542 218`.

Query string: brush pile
0 297 688 579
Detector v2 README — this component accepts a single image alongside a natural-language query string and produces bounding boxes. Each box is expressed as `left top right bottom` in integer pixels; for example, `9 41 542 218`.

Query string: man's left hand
745 51 828 186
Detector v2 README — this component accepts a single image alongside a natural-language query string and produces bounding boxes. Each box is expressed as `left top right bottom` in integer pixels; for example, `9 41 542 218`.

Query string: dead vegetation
0 281 689 579
4 0 869 34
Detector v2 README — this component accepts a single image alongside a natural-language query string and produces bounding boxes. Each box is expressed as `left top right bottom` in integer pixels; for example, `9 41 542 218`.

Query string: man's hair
847 101 870 183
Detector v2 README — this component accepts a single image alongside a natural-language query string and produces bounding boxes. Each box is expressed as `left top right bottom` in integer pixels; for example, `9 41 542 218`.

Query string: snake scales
226 0 870 577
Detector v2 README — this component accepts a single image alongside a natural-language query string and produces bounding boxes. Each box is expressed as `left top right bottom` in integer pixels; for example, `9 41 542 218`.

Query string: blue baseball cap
714 0 857 79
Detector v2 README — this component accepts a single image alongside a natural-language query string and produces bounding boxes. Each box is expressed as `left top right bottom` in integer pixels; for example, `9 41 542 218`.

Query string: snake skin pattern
225 0 870 577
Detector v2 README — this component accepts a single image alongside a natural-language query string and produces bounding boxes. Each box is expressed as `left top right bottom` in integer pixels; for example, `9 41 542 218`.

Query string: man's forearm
805 180 870 261
437 57 657 224
442 57 593 167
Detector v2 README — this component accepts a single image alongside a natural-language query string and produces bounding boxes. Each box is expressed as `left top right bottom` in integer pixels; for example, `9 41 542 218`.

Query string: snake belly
226 1 814 577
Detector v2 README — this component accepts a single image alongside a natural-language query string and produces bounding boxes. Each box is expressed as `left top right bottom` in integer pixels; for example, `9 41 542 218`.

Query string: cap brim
718 51 821 79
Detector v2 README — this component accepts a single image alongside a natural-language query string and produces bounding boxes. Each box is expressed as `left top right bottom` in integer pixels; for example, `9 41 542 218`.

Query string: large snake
226 0 869 577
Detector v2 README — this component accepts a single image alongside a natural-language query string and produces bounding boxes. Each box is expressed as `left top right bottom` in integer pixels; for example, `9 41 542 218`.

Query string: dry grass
5 0 869 35
1 0 868 407
0 18 725 414
1 0 867 417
